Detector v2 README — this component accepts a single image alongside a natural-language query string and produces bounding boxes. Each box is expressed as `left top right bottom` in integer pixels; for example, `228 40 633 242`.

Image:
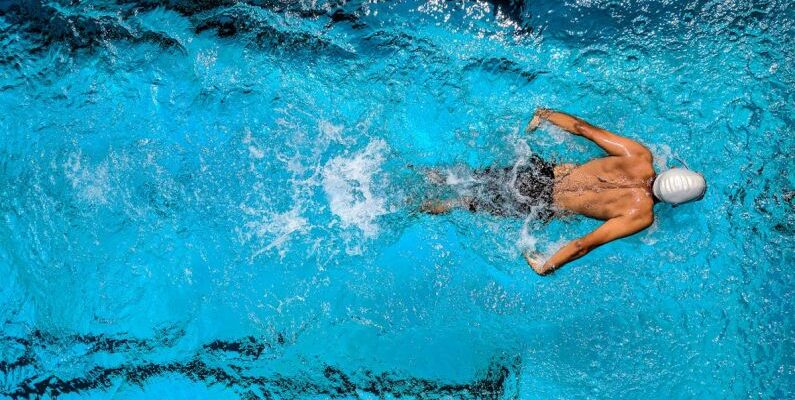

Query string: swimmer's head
652 168 706 205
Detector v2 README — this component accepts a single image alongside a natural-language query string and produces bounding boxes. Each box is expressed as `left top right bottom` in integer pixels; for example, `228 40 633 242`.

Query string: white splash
545 125 571 144
542 238 569 260
322 139 389 238
518 216 570 261
443 168 476 186
242 127 265 159
64 152 111 206
640 219 660 245
517 225 539 252
318 119 347 144
242 206 309 260
513 136 533 158
649 143 673 171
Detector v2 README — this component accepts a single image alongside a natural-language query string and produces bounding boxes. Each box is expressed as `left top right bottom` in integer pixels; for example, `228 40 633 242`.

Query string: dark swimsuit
468 155 556 220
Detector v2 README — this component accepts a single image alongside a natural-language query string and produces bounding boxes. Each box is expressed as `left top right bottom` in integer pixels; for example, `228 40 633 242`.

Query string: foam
517 218 539 251
242 127 265 159
443 168 476 185
242 206 308 260
317 120 347 144
64 152 112 206
640 219 660 246
649 143 673 171
322 139 389 238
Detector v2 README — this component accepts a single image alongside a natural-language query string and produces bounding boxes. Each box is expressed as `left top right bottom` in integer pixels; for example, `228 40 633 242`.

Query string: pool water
1 0 793 398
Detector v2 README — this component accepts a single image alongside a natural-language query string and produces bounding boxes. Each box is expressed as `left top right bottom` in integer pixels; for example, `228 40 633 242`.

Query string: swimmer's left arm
526 214 653 275
525 108 652 160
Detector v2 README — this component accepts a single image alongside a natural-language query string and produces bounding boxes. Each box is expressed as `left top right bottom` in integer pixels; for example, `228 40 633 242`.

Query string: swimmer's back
553 156 655 221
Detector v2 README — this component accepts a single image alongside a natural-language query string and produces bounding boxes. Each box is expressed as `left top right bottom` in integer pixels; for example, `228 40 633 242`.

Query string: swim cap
652 168 706 205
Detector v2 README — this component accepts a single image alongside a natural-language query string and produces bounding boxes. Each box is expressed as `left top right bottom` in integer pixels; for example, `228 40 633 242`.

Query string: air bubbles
631 15 650 35
682 11 695 25
746 49 776 79
242 127 265 159
621 45 646 72
727 100 761 133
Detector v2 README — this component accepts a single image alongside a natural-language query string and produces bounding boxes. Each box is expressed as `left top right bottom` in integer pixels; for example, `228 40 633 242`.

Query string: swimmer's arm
526 108 651 160
528 213 653 275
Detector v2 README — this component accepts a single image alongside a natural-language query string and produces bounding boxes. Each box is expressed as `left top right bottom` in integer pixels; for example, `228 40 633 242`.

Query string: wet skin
552 157 655 221
420 109 658 275
523 109 656 275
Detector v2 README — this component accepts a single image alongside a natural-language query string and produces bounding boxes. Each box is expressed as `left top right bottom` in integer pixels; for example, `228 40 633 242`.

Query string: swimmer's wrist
541 262 556 275
536 108 553 119
527 108 550 133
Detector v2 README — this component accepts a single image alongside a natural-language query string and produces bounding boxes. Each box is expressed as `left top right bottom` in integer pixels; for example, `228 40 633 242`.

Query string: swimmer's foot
424 169 446 185
420 197 474 215
407 164 446 185
420 199 452 214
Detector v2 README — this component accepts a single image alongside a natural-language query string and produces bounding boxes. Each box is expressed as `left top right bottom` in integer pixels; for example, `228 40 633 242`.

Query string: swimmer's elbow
635 213 654 229
572 239 592 258
625 210 654 230
572 121 587 136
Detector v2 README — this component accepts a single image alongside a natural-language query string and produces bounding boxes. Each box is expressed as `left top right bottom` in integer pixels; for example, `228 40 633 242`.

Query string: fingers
523 251 550 275
523 251 542 266
526 107 551 133
536 108 552 118
525 115 541 133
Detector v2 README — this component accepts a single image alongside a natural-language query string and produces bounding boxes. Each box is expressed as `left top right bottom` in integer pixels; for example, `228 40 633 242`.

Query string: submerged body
422 109 705 275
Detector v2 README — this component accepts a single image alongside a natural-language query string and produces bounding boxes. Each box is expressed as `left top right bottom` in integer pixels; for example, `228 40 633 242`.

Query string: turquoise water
1 0 793 398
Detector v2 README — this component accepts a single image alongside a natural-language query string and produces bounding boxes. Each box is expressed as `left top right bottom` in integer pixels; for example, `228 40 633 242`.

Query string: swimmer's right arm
528 212 653 275
525 108 574 133
526 108 651 160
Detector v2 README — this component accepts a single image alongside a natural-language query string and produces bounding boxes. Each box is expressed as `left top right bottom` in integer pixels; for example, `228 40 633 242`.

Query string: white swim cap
653 168 706 205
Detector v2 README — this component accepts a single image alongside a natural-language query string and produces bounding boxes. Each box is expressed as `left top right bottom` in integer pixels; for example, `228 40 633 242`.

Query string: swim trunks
468 155 556 220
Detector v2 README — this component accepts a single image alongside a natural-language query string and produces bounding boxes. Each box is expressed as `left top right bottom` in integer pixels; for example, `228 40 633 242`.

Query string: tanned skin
523 108 656 275
422 108 656 275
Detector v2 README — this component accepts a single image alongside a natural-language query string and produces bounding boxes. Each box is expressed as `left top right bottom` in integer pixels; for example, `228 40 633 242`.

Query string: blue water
1 0 793 398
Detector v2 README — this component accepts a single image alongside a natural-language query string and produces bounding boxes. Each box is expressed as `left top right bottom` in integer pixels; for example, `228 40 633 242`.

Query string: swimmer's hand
525 108 551 133
524 251 552 276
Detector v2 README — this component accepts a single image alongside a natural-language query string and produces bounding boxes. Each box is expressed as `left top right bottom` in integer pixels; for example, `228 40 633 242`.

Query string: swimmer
421 108 707 275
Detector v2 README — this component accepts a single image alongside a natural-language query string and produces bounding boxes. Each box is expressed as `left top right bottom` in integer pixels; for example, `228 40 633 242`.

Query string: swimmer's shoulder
628 192 655 220
614 154 655 178
615 200 654 234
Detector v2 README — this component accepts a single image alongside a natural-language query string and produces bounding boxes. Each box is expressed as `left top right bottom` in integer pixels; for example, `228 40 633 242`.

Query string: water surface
0 0 793 398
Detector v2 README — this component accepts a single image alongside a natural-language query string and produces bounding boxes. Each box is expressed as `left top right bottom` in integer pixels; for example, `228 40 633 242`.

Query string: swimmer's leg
420 197 474 215
407 164 448 185
424 169 446 185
